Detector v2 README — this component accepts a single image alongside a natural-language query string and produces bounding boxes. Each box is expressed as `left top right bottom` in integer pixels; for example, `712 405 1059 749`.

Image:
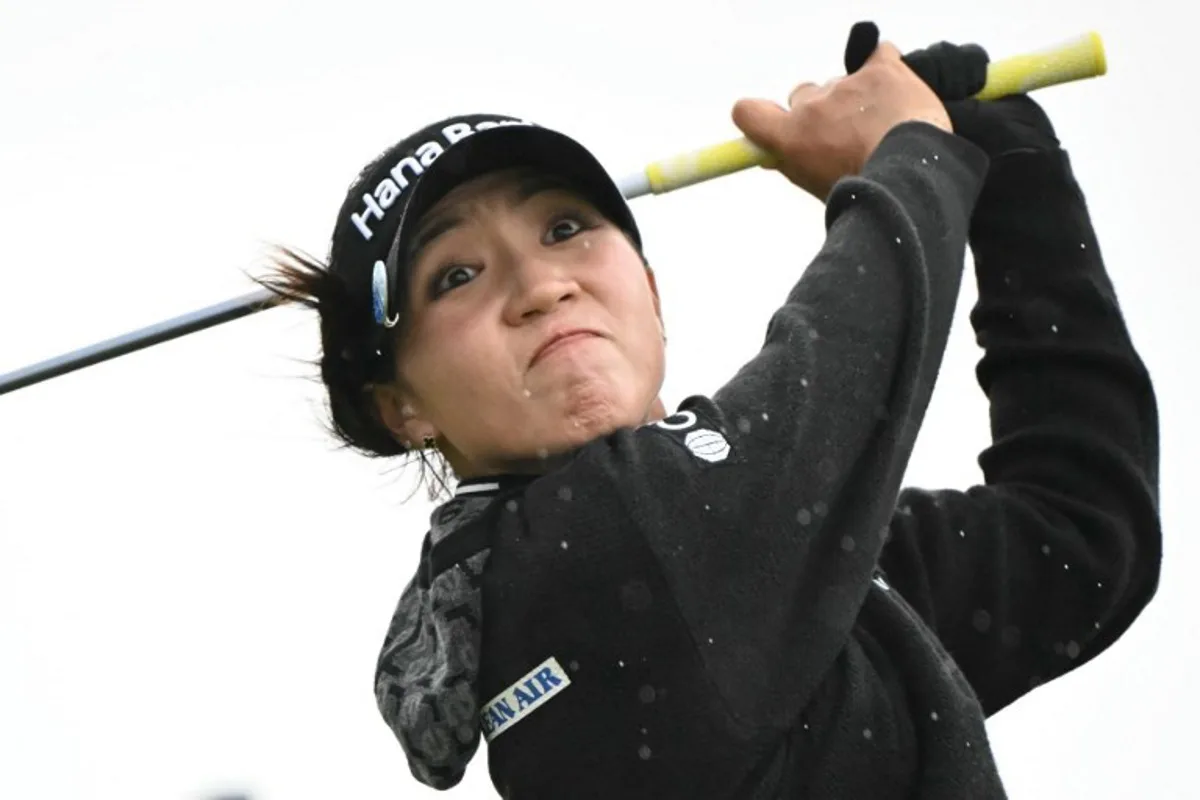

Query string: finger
731 97 789 153
866 41 904 65
787 81 821 108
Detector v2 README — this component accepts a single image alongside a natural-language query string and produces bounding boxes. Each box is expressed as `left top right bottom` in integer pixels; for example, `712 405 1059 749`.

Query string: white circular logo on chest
684 429 730 462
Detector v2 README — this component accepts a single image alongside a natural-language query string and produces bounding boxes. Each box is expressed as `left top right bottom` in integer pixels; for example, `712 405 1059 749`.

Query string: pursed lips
530 329 604 367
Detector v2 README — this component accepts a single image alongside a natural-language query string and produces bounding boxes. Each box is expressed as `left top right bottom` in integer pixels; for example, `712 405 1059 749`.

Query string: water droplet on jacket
808 328 819 340
841 536 856 552
965 740 972 748
971 609 992 632
1066 641 1081 659
895 237 902 244
618 660 625 668
1050 324 1059 333
857 264 866 275
933 154 939 160
569 660 580 671
796 508 812 525
1097 581 1103 588
930 711 939 721
707 637 714 644
737 417 752 433
959 529 966 538
761 412 770 421
850 193 857 200
800 377 809 387
1063 563 1070 570
537 447 549 459
505 499 519 513
638 685 657 704
863 728 873 740
638 745 652 760
813 501 828 516
1080 242 1086 249
557 486 573 501
560 541 569 550
1041 544 1051 555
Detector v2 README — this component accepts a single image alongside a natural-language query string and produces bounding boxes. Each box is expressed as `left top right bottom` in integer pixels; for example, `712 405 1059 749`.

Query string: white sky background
0 1 1194 798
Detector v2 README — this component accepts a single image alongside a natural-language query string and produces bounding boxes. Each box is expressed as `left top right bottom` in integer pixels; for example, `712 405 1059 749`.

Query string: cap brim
382 125 639 301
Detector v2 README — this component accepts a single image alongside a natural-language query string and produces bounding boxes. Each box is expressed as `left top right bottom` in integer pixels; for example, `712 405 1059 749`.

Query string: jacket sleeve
875 147 1162 717
521 121 991 733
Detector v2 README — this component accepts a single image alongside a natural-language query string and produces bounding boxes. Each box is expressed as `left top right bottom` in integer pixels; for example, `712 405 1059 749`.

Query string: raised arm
876 96 1162 716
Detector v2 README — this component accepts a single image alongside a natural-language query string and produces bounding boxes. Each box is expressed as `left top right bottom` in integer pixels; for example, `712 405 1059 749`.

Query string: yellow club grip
974 31 1106 101
644 137 776 195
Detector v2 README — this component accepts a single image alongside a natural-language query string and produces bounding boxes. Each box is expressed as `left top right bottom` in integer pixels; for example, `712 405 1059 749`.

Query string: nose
503 254 580 324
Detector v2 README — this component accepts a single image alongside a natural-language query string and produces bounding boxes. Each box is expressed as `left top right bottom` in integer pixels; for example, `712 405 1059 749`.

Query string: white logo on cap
350 118 536 241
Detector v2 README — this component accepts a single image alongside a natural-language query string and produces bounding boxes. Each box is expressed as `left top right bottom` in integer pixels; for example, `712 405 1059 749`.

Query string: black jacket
374 120 1161 799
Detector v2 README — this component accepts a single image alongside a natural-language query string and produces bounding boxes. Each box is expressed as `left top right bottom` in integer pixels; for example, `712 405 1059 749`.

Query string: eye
544 216 586 244
431 264 480 298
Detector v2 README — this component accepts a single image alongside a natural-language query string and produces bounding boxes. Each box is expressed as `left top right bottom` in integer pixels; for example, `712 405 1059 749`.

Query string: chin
556 375 644 444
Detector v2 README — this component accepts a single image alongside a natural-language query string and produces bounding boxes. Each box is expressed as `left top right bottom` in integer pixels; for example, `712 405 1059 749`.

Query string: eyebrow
405 172 583 264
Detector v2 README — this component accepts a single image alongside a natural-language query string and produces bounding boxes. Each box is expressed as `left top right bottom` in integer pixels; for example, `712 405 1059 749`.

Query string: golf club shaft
0 31 1107 396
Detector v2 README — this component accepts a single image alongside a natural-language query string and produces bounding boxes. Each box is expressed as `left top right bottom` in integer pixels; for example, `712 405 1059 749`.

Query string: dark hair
253 244 456 501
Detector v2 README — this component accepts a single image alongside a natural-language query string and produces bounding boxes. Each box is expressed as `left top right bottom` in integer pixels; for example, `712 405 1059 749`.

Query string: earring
422 435 438 450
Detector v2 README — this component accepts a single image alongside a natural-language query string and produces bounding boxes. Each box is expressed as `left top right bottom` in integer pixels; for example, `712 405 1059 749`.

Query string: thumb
732 98 787 152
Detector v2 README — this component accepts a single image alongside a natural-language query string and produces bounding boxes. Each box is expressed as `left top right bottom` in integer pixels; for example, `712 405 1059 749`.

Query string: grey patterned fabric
374 495 495 789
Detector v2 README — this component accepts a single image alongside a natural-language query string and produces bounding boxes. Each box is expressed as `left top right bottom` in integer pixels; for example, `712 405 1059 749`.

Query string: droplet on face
522 388 532 398
537 448 549 460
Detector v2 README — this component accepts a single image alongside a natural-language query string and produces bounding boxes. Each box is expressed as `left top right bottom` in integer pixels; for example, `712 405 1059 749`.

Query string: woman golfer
260 32 1160 800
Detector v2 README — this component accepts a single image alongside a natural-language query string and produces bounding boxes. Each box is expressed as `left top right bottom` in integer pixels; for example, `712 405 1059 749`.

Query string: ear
372 383 439 449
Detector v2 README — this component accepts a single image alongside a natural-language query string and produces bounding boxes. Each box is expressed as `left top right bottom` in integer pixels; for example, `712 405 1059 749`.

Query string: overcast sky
1 1 1194 798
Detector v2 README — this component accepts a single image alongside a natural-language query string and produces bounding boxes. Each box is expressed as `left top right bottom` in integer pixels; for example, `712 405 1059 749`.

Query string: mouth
530 329 603 367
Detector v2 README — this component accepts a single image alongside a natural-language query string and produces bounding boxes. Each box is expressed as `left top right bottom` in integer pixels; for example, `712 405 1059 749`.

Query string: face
375 168 667 477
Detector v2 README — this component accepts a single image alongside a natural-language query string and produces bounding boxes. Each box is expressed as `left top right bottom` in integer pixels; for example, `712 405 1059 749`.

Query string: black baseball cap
326 113 640 332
